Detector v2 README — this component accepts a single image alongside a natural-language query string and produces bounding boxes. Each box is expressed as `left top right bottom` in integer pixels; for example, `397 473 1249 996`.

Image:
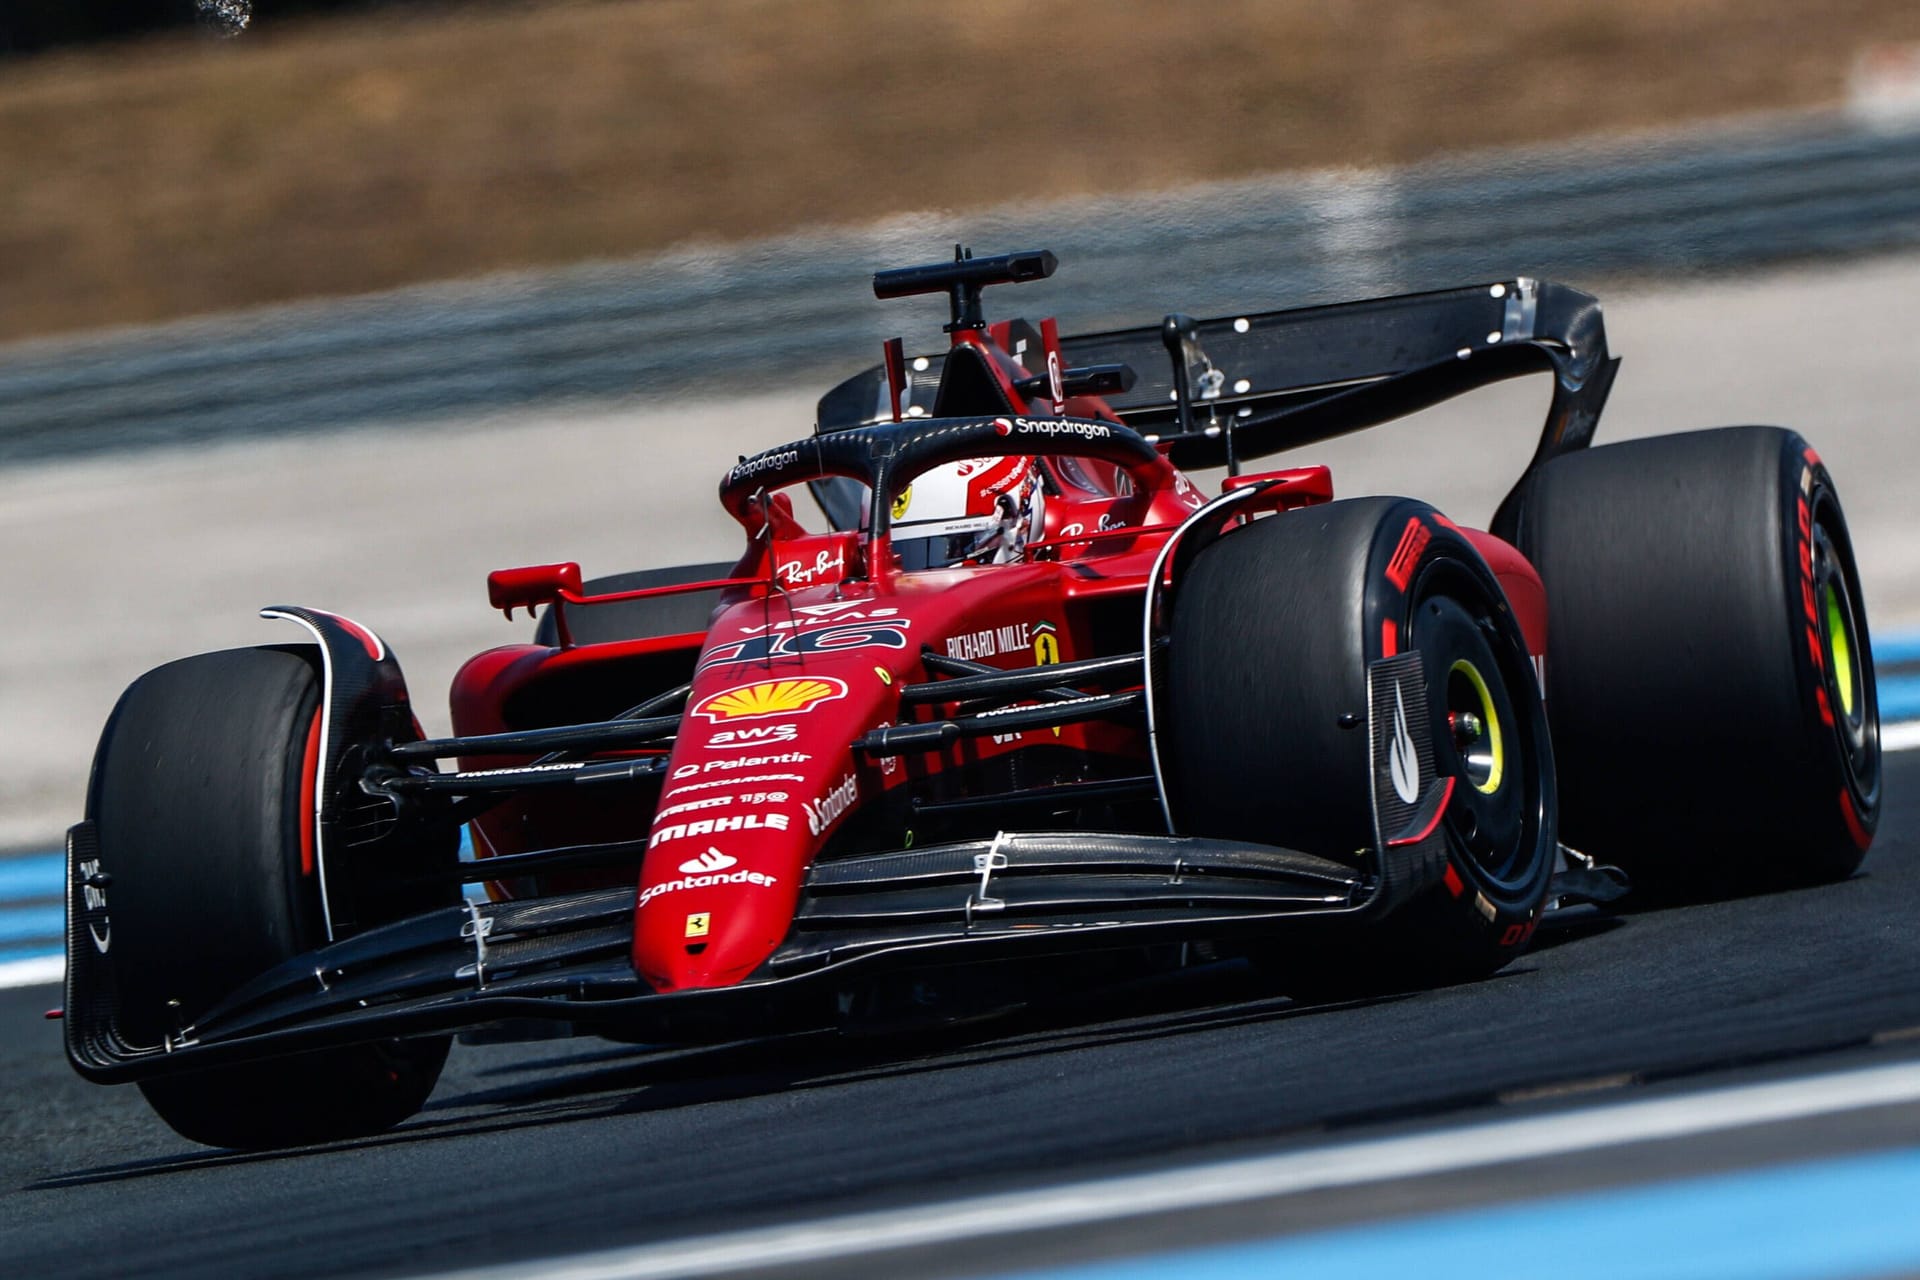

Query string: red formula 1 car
64 249 1880 1148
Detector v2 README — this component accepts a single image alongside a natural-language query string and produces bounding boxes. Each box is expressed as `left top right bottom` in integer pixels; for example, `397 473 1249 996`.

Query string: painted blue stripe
0 828 477 905
1877 677 1920 722
0 905 64 945
0 942 61 965
1872 631 1920 665
1000 1146 1920 1280
0 853 63 902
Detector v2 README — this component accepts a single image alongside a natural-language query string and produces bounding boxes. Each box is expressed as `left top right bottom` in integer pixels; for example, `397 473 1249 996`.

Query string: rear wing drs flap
817 277 1620 482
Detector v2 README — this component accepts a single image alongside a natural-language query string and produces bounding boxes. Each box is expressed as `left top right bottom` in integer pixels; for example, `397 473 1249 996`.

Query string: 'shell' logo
692 678 848 722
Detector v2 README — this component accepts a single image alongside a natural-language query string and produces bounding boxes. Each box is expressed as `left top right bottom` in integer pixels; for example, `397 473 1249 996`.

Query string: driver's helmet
890 455 1046 570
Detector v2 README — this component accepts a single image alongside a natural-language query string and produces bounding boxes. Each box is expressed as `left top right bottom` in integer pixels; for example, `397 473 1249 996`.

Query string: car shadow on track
26 964 1450 1190
1526 909 1627 954
459 954 1482 1108
33 931 1604 1193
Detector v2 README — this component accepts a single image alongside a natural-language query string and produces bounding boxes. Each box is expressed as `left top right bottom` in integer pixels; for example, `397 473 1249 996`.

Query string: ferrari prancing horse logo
1032 621 1060 666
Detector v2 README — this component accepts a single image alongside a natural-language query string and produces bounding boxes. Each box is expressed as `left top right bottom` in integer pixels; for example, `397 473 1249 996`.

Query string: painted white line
1883 720 1920 752
410 1057 1920 1280
0 954 64 990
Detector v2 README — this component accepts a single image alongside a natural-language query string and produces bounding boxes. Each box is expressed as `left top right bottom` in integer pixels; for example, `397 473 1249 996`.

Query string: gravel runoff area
3 251 1917 849
6 0 1919 341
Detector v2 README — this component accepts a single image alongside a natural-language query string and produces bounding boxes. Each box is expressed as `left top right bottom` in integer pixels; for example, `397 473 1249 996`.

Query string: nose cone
633 839 803 990
631 668 881 992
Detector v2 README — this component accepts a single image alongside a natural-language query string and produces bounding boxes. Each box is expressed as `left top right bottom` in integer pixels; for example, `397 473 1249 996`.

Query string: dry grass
3 0 1918 341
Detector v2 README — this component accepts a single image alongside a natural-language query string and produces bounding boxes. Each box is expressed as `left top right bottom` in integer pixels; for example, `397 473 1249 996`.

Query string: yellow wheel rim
1824 583 1857 720
1449 659 1505 794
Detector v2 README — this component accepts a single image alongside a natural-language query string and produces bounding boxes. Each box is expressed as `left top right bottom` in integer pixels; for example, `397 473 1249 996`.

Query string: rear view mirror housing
487 562 583 619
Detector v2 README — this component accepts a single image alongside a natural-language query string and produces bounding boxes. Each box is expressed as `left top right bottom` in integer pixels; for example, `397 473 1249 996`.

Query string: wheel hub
1410 587 1536 890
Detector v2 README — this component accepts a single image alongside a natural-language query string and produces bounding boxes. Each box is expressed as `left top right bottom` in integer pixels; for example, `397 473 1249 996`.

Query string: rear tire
1504 426 1879 899
88 646 450 1149
1167 498 1558 991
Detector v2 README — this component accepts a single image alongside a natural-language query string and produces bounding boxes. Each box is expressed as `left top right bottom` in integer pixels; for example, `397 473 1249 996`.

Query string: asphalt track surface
0 742 1910 1279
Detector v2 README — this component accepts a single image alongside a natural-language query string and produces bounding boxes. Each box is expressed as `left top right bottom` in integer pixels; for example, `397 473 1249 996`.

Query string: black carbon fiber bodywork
64 825 1388 1084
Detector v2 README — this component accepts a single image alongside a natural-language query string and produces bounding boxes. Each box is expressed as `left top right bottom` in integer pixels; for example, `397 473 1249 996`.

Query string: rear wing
816 277 1619 478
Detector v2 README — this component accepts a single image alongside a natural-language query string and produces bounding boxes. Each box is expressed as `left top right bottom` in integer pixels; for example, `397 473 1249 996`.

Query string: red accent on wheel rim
298 709 322 876
1388 776 1455 847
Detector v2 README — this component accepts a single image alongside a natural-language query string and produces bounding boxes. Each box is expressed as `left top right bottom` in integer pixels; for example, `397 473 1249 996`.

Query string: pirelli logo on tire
1384 517 1432 592
1368 651 1435 846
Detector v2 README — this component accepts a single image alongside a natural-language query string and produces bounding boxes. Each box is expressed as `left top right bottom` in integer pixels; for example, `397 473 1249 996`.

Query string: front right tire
1167 497 1558 989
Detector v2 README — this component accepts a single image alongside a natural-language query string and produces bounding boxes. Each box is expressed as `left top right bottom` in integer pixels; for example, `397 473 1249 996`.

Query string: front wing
64 824 1408 1084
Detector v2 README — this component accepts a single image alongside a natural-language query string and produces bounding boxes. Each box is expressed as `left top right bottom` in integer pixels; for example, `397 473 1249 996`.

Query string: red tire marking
1499 920 1536 948
298 708 322 876
1385 517 1430 591
1795 495 1823 675
1815 685 1834 727
1839 788 1872 851
1805 446 1823 467
1382 619 1399 657
1443 863 1465 898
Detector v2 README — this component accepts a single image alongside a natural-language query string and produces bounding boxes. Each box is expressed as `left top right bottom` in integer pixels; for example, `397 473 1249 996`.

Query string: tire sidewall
1779 443 1880 859
1361 507 1557 948
89 646 322 1040
88 645 451 1148
1167 498 1557 970
1511 425 1878 896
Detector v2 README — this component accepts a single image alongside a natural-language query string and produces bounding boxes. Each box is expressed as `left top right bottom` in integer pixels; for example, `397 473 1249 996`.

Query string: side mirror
487 562 583 619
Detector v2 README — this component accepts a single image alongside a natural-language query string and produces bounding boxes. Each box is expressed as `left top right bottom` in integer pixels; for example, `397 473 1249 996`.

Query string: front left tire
88 645 450 1149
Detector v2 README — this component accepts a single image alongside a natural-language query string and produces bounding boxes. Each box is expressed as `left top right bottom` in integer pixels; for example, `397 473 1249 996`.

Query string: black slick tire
1167 497 1558 991
87 646 450 1149
1504 425 1879 899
